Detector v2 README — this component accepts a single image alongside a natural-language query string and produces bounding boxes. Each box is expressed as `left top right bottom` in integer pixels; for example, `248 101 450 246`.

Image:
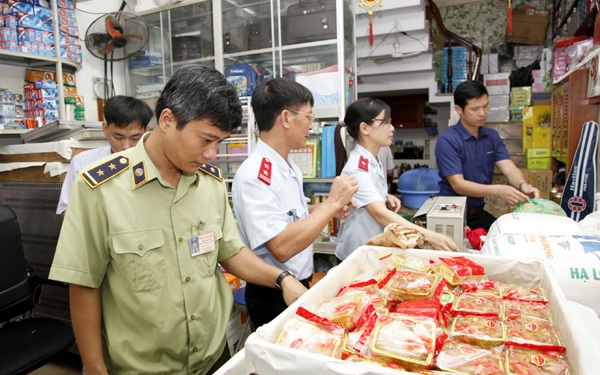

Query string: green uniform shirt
49 133 244 374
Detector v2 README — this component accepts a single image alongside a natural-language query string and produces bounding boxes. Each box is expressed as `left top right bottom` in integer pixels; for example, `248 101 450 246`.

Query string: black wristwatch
275 270 296 289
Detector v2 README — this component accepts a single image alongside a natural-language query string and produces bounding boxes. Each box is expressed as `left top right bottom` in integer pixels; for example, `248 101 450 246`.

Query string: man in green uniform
49 65 308 375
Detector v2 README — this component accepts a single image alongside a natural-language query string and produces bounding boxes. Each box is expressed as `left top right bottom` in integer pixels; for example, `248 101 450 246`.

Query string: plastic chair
232 287 253 353
0 204 75 375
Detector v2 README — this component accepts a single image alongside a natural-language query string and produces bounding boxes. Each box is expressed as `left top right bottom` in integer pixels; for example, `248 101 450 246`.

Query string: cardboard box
528 168 553 199
484 72 510 95
522 105 552 150
244 247 599 375
507 8 550 45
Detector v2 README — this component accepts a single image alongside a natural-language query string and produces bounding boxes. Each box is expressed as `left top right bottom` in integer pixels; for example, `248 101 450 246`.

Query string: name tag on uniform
190 233 215 257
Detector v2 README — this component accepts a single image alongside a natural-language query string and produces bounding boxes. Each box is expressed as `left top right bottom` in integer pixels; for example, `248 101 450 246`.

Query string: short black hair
103 95 153 129
454 80 488 110
155 65 242 132
251 78 314 132
342 97 391 139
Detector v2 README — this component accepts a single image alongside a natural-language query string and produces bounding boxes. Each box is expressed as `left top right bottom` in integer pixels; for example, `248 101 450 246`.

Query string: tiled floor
30 353 82 375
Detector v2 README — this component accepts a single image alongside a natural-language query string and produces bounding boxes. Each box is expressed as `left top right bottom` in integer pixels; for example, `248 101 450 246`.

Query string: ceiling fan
372 36 423 64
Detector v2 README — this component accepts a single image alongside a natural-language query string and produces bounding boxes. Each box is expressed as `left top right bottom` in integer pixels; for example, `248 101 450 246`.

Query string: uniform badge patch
198 163 223 181
81 155 130 189
132 161 146 187
359 156 369 171
258 157 272 185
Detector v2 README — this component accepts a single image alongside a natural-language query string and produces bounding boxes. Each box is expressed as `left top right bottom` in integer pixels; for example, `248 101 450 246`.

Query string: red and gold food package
460 280 503 298
502 284 549 304
449 315 506 348
435 256 486 286
503 300 553 322
276 307 346 358
369 313 437 370
505 346 571 374
392 252 433 273
315 290 372 331
435 339 504 375
385 270 439 302
451 292 503 318
505 316 566 353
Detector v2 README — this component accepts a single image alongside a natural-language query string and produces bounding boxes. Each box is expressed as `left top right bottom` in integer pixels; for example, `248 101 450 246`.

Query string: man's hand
327 175 358 210
520 183 540 199
280 276 308 306
496 185 530 205
386 194 401 213
333 201 356 220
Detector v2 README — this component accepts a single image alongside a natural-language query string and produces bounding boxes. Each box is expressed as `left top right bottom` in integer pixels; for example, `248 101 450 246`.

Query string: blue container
397 168 441 209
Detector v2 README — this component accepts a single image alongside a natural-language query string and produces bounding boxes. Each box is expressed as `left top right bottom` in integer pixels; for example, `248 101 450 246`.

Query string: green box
527 157 551 169
526 148 551 158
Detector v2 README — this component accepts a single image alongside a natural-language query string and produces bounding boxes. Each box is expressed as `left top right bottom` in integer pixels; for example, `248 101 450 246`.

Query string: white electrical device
411 196 467 247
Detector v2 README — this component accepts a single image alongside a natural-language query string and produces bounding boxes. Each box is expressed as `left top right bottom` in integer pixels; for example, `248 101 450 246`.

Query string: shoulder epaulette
80 155 130 189
198 163 223 181
358 155 369 171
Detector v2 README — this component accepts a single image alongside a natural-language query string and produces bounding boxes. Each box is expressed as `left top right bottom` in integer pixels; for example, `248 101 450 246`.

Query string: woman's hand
425 230 460 252
386 194 401 213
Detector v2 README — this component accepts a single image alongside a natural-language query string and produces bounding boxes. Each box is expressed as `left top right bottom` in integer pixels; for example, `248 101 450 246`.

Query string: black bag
286 0 336 44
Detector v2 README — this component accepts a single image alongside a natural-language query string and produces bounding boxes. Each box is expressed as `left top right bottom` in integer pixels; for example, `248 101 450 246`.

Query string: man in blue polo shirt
435 80 539 231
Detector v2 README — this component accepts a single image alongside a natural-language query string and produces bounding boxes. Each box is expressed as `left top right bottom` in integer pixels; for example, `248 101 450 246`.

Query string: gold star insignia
96 169 105 176
108 163 117 170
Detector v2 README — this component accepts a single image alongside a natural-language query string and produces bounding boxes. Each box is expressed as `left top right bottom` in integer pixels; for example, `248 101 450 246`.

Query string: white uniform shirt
56 145 111 215
336 144 388 261
378 146 394 175
232 140 313 280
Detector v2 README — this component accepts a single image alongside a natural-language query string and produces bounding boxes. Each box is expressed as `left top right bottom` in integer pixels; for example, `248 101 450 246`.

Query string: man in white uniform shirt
56 96 152 217
232 78 358 328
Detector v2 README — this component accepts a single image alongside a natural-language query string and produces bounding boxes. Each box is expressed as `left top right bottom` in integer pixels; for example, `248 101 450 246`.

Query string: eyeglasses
290 110 317 122
371 118 393 126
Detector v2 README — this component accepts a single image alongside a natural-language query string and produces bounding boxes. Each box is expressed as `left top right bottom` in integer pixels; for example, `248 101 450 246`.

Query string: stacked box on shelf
442 46 470 93
0 88 25 129
522 100 552 171
0 0 80 66
25 68 82 121
510 86 532 123
56 0 81 65
484 73 510 122
23 80 59 125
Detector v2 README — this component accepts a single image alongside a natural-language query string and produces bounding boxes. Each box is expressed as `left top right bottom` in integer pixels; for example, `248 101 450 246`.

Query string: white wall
75 0 128 122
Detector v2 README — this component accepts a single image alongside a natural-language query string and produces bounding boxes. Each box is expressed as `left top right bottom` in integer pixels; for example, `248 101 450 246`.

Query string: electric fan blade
98 40 116 54
106 15 122 38
122 33 143 40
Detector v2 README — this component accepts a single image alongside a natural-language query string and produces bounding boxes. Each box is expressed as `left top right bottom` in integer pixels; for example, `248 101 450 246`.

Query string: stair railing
427 0 482 93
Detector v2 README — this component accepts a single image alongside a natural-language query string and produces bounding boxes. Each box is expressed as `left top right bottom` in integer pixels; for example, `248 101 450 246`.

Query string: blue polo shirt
435 120 509 208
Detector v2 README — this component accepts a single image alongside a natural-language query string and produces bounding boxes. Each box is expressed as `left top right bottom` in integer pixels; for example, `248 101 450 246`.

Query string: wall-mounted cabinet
127 0 356 123
551 68 598 172
377 95 426 128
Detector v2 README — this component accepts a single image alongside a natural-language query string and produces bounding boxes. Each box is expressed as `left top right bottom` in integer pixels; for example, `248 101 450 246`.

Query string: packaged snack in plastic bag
276 307 346 358
514 198 567 217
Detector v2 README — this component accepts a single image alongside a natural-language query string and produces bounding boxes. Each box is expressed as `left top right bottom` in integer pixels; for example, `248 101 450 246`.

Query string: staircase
355 0 479 104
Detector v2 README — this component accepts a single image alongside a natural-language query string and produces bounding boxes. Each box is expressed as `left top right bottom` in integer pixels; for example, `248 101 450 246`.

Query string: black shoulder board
80 155 130 189
198 163 223 181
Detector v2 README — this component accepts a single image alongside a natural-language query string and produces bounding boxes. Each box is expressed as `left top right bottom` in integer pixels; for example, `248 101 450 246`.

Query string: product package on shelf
244 247 599 375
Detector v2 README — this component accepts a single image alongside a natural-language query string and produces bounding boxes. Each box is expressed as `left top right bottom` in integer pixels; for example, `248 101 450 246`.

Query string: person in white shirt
377 145 394 193
56 96 152 217
334 97 459 261
232 78 358 329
